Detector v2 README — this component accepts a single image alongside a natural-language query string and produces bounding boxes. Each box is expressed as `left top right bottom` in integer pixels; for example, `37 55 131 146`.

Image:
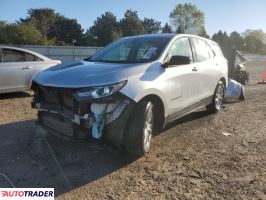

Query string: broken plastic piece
222 132 231 136
91 103 109 139
225 79 245 101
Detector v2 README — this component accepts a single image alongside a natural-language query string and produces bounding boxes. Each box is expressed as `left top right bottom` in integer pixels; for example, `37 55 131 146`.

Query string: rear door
189 37 218 100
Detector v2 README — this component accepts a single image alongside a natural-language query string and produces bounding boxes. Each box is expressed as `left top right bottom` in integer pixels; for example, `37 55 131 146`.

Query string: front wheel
123 101 154 156
207 81 225 113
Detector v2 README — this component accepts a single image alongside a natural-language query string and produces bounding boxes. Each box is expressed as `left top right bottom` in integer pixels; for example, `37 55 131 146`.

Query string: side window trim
205 41 215 59
188 37 197 63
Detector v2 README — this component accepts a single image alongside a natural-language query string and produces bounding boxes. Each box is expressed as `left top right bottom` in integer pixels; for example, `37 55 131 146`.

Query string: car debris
221 132 232 136
224 79 245 102
223 48 249 85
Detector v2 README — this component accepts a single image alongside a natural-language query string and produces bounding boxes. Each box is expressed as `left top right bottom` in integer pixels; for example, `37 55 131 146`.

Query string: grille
44 91 59 104
41 89 74 111
62 94 74 108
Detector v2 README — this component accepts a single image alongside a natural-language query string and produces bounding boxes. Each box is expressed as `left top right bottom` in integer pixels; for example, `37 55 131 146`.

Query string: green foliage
212 29 266 55
119 9 144 36
162 23 173 33
212 31 230 49
0 23 53 45
229 31 244 49
199 27 210 39
169 3 205 35
242 29 266 54
51 18 84 45
142 18 161 34
88 12 121 46
19 8 60 38
0 21 8 43
111 29 123 41
19 8 84 45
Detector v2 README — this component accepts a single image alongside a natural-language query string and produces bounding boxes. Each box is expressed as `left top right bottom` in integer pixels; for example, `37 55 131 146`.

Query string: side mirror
163 55 191 68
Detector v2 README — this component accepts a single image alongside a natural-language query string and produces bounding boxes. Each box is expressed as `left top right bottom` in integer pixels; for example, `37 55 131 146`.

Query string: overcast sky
1 0 266 36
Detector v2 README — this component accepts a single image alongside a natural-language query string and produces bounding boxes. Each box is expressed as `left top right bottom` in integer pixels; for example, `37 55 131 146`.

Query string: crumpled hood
34 60 147 88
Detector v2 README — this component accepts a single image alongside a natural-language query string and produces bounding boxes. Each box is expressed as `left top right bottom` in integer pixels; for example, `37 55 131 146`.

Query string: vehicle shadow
0 120 136 196
0 92 32 100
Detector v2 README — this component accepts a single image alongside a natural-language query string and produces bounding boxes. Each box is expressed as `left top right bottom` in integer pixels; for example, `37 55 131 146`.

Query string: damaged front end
31 81 135 147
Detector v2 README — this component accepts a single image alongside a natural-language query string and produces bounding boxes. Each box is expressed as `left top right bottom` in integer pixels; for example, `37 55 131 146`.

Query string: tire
123 101 154 156
206 81 225 113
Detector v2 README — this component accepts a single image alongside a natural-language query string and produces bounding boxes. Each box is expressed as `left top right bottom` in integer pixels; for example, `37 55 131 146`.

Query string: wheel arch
137 94 166 132
220 77 227 87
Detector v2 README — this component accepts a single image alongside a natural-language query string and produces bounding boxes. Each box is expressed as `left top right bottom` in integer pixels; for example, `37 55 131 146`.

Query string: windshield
86 37 171 63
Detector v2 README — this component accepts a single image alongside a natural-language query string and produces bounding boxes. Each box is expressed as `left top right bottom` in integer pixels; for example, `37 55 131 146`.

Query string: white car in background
0 46 61 94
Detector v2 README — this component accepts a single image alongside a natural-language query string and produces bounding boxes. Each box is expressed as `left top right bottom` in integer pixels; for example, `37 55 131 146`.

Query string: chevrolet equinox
31 34 228 156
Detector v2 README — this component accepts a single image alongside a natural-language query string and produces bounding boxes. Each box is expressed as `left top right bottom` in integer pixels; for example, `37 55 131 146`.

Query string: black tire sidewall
123 101 154 156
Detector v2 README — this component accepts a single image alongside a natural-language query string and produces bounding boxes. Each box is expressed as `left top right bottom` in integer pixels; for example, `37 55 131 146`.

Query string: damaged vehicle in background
31 34 228 156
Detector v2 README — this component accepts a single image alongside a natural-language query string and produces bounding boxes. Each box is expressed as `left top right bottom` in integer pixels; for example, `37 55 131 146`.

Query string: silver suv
32 34 228 156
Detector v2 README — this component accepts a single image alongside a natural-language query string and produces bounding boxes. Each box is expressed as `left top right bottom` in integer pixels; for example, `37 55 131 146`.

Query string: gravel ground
0 62 265 200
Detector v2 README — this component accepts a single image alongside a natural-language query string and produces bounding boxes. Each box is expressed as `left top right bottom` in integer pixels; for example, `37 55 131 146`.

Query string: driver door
164 37 201 116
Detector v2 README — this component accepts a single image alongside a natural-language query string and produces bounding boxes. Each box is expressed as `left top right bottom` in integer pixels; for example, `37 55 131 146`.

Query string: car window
35 56 43 61
206 42 215 58
2 49 26 62
26 53 35 61
168 37 193 60
210 43 224 57
191 38 210 62
25 52 43 61
88 37 171 63
102 43 132 62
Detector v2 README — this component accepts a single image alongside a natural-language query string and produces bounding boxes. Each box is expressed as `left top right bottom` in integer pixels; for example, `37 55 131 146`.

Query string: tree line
0 4 266 55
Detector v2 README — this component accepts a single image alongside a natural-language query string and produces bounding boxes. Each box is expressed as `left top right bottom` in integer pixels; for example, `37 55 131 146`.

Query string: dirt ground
0 62 265 200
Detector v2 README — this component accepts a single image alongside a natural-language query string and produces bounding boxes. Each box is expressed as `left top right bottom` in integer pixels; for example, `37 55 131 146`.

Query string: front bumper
31 83 135 147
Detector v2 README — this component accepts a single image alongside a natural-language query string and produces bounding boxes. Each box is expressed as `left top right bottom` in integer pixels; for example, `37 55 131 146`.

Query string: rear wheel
207 81 225 113
123 101 154 156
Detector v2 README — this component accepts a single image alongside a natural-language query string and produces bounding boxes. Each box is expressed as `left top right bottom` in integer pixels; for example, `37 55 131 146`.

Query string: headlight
76 80 127 99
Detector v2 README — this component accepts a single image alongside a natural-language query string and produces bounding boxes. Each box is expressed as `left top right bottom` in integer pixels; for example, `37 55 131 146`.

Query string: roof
0 45 51 61
123 33 176 39
122 33 217 44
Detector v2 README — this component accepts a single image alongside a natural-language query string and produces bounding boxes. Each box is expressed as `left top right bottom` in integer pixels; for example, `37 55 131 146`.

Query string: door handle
22 66 32 70
192 67 198 72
